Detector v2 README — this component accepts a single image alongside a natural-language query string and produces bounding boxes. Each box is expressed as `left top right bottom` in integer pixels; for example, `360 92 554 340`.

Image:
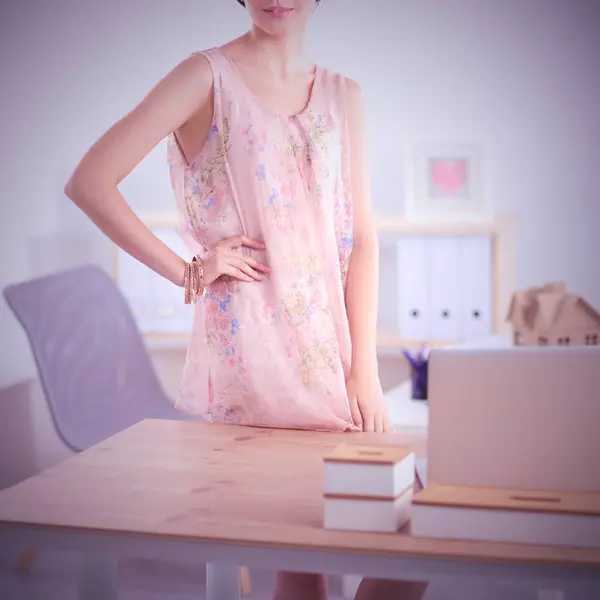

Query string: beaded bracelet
184 255 205 304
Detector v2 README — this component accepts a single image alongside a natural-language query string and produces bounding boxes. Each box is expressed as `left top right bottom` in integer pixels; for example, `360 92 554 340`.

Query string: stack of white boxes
323 443 415 533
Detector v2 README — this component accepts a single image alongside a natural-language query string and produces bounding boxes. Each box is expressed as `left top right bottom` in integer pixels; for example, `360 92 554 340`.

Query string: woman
65 1 427 598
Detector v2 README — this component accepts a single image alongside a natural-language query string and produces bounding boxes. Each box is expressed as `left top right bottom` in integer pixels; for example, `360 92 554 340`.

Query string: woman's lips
263 6 294 18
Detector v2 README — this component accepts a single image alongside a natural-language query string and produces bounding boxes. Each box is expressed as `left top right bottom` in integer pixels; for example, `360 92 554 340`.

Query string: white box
412 483 600 548
324 443 415 499
324 486 414 533
323 444 415 532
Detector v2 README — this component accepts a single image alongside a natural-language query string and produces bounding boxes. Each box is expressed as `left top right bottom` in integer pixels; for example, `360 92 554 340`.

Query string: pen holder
410 359 428 401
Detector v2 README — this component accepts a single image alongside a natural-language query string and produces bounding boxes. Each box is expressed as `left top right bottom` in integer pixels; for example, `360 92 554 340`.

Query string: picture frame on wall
406 142 491 222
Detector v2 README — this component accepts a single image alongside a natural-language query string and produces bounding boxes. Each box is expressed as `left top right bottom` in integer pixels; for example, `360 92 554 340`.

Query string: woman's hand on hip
203 235 270 285
346 370 393 433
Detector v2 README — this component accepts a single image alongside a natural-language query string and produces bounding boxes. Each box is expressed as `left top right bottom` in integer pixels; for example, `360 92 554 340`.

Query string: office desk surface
0 419 598 571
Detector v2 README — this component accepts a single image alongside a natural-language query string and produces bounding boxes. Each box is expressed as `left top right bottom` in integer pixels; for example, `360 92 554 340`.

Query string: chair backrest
3 264 177 452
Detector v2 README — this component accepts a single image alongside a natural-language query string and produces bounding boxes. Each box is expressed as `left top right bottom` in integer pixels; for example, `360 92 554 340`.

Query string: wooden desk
0 420 598 600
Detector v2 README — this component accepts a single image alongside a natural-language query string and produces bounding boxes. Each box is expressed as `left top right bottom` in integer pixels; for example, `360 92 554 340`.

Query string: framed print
406 142 491 222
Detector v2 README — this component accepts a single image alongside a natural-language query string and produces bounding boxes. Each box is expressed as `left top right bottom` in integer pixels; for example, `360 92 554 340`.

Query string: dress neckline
215 47 320 121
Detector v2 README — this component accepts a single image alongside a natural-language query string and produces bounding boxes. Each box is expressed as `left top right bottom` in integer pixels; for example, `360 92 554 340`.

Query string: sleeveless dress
167 47 360 432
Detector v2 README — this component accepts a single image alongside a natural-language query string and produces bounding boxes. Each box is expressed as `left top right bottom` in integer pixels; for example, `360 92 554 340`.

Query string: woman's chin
256 23 298 37
252 13 306 37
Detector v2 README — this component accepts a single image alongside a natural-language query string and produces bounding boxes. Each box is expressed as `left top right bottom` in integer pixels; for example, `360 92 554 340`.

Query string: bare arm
64 54 213 287
344 78 379 377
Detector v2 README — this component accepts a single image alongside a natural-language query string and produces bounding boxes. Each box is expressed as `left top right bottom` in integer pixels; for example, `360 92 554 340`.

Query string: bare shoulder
170 52 219 164
162 52 215 130
162 52 214 106
174 51 213 83
66 51 216 189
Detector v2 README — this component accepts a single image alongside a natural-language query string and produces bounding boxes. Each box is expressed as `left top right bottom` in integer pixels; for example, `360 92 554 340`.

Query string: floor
2 551 594 600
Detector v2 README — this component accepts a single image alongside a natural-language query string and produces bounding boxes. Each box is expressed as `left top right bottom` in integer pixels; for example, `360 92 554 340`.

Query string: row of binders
323 443 600 548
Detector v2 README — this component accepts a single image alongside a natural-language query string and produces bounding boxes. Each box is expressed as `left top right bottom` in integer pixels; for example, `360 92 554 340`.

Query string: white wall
2 0 599 393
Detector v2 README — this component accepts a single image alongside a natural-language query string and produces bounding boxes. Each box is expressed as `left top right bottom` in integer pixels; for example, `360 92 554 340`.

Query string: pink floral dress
168 47 359 432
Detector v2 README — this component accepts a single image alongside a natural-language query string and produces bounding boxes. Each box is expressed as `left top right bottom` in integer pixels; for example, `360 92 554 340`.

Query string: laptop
426 345 600 493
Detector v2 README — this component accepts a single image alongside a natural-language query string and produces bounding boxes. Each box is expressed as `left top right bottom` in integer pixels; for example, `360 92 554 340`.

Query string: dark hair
236 0 321 6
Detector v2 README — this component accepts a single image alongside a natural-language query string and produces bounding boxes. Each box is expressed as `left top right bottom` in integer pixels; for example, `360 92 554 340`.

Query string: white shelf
119 213 516 345
144 336 190 351
137 211 516 235
142 330 456 352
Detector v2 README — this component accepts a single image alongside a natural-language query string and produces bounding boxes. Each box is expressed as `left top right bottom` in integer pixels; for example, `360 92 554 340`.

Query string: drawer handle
509 494 561 503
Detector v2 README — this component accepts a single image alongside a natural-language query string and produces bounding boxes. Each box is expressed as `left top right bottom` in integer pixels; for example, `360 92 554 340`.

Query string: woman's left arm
344 78 392 433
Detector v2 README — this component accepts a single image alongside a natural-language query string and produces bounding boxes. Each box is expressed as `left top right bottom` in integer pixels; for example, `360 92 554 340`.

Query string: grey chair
3 264 195 573
3 264 193 455
3 264 255 594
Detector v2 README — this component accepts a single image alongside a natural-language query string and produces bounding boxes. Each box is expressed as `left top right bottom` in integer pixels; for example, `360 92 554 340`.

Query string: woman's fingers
244 255 271 274
222 264 254 283
214 236 271 279
206 236 271 284
225 235 266 251
361 410 375 432
348 394 363 430
228 256 266 281
226 251 270 280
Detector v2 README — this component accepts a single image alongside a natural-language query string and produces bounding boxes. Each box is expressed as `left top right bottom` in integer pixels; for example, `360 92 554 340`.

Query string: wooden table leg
240 566 252 596
15 548 38 573
78 553 119 600
206 563 241 600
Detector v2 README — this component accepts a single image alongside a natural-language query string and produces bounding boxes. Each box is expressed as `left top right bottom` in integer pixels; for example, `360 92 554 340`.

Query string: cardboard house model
506 282 600 347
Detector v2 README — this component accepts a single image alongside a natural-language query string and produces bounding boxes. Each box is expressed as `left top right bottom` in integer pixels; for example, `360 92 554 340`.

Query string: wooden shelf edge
133 212 519 236
143 331 477 352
